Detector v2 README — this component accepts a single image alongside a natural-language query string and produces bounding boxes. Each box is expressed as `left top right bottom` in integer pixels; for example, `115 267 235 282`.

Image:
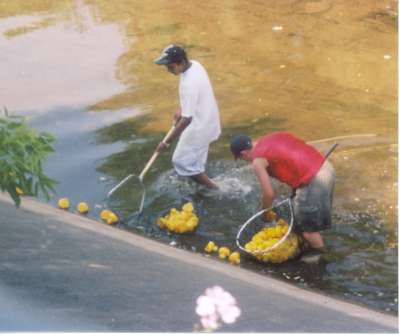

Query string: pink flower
220 305 241 324
196 296 216 316
200 314 219 331
195 286 241 331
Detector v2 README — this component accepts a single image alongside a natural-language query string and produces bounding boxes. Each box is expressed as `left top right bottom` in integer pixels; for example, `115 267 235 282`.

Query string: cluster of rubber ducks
204 241 241 265
245 218 300 263
57 197 119 225
18 185 297 265
16 185 119 225
157 202 199 233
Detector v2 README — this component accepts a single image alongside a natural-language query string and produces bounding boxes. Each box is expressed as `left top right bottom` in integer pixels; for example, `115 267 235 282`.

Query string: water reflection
0 1 131 212
29 107 141 208
0 2 126 113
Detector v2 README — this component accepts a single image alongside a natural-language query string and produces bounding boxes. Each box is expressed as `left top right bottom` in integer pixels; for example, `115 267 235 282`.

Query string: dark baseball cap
230 134 252 159
154 44 187 65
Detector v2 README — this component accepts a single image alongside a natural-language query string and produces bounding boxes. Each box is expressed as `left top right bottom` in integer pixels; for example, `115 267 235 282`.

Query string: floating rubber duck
100 209 112 221
157 202 199 233
106 212 119 225
205 241 218 253
218 247 231 259
58 198 70 210
229 251 241 265
77 202 89 214
182 202 194 212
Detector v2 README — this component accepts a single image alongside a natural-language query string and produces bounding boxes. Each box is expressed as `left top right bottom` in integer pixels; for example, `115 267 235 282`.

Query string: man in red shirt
230 132 336 260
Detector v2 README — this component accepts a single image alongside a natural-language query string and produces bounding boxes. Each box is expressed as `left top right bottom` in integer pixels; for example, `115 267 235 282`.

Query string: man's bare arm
252 157 275 209
156 116 192 152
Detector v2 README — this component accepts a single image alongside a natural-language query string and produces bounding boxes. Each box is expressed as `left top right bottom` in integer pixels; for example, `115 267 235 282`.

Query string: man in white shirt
155 44 221 189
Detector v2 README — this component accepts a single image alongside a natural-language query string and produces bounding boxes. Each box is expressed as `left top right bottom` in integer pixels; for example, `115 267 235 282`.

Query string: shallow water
0 0 397 314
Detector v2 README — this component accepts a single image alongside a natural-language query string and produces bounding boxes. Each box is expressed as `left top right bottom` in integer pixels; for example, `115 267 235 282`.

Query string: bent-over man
230 131 336 260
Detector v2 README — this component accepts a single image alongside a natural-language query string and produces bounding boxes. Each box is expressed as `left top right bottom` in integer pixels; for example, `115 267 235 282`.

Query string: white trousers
172 140 210 176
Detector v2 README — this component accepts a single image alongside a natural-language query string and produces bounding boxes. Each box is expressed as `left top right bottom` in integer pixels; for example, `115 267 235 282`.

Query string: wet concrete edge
0 193 397 330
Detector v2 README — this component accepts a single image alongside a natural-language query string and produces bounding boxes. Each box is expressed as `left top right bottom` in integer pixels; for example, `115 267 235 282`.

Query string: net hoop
236 198 294 256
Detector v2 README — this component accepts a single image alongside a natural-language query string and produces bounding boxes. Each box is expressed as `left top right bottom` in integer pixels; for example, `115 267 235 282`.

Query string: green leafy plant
0 109 57 207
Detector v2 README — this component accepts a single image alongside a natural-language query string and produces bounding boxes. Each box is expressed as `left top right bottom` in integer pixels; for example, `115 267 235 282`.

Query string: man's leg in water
300 231 326 263
190 172 218 189
301 231 325 251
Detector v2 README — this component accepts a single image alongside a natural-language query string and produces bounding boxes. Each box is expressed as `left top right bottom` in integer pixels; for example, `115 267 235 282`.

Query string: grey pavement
0 193 397 332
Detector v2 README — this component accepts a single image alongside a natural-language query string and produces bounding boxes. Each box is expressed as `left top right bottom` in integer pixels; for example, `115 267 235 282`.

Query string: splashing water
211 162 254 198
152 160 257 202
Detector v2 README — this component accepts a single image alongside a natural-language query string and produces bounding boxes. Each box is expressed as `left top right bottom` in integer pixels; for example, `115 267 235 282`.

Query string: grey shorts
292 160 335 233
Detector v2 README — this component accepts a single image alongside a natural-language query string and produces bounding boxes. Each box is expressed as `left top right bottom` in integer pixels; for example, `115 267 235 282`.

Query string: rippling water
104 158 397 314
0 0 397 314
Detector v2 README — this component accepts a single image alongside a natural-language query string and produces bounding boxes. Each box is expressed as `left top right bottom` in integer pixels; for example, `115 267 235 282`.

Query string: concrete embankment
0 193 397 332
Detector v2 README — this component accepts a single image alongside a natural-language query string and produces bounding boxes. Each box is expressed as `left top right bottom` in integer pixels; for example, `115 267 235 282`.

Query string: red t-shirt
252 132 324 188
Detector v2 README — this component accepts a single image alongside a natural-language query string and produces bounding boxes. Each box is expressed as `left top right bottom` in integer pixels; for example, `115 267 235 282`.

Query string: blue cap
230 134 252 159
154 44 187 65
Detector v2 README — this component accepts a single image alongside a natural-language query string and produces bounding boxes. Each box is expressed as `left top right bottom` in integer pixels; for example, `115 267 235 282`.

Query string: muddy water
0 0 397 314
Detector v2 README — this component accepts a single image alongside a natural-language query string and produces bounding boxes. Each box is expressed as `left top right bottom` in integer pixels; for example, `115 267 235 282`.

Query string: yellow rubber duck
106 212 119 225
182 202 194 212
229 251 241 265
77 202 89 214
58 198 70 210
218 247 231 259
205 241 218 253
100 209 112 221
157 216 167 228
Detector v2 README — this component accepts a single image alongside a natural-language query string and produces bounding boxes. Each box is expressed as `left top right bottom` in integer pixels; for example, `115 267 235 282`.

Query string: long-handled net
106 126 175 216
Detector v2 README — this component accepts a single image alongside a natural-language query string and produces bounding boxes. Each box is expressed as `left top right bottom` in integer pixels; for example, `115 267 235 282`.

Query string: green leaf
0 114 57 207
